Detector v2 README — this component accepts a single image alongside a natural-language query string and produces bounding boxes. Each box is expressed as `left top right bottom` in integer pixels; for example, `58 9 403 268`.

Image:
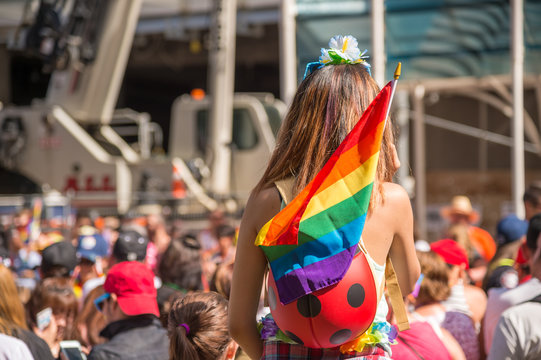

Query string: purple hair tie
410 274 424 298
179 323 190 335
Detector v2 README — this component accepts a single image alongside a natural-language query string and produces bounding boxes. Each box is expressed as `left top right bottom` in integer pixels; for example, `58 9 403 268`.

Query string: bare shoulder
382 182 410 202
381 182 412 214
380 182 413 236
243 186 282 233
464 284 487 309
464 284 487 301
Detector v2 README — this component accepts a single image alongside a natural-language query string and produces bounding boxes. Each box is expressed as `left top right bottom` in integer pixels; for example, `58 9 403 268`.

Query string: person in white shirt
483 276 541 353
488 213 541 360
0 333 34 360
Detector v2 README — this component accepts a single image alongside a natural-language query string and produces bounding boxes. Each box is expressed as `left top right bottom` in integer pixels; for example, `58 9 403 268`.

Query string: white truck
0 0 286 216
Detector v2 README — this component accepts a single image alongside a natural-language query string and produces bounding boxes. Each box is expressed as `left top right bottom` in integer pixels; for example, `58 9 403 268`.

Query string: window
264 105 282 137
196 108 259 155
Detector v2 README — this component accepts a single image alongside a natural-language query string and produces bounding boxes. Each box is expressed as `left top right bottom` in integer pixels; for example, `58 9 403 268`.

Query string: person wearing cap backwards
109 230 149 266
487 213 541 360
482 215 528 292
40 241 78 279
88 261 169 360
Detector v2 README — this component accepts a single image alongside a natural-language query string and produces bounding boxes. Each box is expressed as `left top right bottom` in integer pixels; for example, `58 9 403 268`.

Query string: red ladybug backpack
264 178 409 349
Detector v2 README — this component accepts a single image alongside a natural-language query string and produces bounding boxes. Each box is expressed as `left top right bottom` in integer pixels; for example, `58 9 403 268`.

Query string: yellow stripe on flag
302 152 379 220
255 217 273 246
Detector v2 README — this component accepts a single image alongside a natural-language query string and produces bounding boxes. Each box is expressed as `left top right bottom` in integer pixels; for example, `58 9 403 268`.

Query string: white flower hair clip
303 35 371 79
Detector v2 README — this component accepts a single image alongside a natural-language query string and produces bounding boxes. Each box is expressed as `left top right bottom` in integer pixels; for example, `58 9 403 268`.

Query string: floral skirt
261 340 391 360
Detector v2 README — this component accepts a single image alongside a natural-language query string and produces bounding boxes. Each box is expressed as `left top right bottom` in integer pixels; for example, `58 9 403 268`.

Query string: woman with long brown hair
229 35 420 359
0 264 54 359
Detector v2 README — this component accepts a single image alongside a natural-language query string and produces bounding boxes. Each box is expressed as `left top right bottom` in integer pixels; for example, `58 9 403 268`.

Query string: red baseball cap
430 239 469 269
104 261 159 317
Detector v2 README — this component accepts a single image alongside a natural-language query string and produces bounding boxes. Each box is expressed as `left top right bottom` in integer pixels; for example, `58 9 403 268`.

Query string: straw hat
440 195 479 223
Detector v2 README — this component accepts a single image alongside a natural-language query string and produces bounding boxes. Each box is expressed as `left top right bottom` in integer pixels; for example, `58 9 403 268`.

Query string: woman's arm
229 188 280 360
387 183 421 295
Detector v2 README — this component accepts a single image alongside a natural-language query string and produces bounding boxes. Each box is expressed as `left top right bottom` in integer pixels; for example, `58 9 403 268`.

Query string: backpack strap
385 255 410 331
275 178 295 206
264 178 296 306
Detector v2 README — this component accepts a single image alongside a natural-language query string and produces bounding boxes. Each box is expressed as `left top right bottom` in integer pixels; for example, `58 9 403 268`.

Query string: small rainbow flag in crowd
255 68 399 305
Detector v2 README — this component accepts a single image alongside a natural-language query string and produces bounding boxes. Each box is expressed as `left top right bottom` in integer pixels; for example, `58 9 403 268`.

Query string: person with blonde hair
229 35 420 359
0 264 54 359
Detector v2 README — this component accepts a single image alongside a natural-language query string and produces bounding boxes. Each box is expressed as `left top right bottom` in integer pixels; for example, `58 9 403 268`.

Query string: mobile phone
36 307 52 331
60 340 86 360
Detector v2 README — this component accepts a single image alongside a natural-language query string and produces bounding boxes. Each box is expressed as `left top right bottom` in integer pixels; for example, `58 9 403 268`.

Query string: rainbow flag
255 80 394 305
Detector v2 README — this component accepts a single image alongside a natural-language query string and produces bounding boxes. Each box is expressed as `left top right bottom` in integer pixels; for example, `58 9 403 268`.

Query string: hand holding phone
36 307 52 331
33 309 57 349
60 340 86 360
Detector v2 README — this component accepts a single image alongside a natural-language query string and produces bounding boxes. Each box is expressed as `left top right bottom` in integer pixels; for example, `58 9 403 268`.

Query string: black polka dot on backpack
329 329 352 345
285 331 304 345
347 283 365 308
296 294 321 317
268 286 277 311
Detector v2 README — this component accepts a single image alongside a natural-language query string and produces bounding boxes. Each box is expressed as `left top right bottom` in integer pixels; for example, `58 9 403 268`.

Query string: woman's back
248 180 417 357
229 35 420 359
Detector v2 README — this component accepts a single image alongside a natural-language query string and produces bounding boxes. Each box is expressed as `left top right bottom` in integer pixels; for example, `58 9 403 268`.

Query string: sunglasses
94 293 111 312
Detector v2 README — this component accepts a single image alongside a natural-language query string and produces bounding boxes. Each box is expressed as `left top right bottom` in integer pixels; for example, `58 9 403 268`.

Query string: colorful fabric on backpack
261 339 390 359
255 80 393 305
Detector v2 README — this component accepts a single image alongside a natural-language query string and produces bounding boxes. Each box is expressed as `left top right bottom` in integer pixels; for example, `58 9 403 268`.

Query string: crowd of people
0 208 240 359
0 182 539 360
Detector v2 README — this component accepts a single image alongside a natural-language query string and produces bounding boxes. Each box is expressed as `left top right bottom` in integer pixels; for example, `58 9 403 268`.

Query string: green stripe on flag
262 183 373 262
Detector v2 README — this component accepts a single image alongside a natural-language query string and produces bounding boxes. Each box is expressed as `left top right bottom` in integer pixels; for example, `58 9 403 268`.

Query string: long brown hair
76 285 106 348
255 64 395 209
167 291 231 360
0 264 28 335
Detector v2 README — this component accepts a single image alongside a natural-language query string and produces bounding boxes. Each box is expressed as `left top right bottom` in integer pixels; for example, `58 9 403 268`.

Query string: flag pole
383 62 401 130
